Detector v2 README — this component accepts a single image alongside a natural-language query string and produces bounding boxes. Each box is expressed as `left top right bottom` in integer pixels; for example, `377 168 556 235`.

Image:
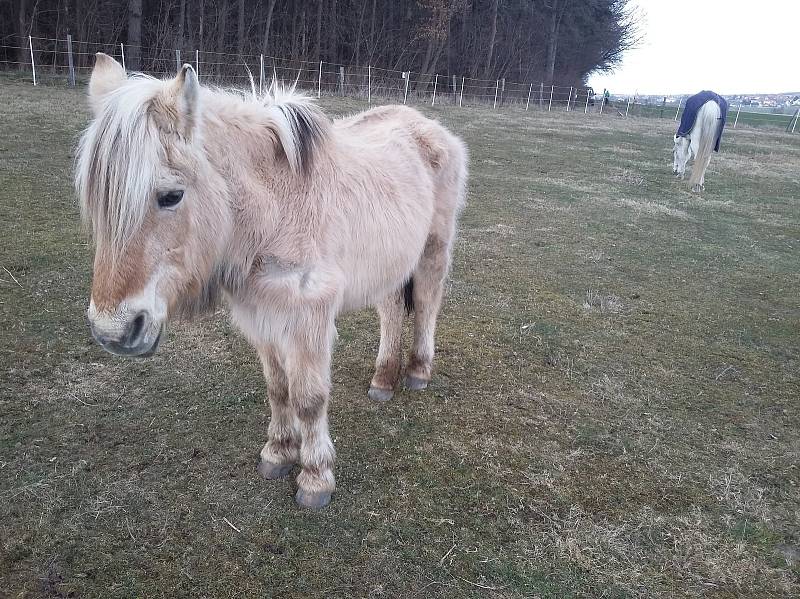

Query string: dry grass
1 78 799 598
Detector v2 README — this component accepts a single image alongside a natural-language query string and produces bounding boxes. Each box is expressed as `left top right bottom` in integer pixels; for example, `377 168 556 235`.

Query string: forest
3 1 638 87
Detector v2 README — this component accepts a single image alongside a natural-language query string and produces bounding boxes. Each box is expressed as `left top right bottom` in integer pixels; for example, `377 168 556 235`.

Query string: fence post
66 34 75 87
402 71 409 104
566 86 573 111
259 54 264 94
195 49 200 80
459 76 464 107
120 42 126 71
500 78 505 105
599 90 606 115
432 73 438 106
493 80 499 109
548 85 554 111
452 74 457 104
526 83 533 110
28 36 36 86
339 66 345 95
539 82 544 109
175 49 181 73
734 104 741 128
584 89 590 113
674 98 682 121
625 94 635 117
367 65 371 103
792 109 799 133
317 61 322 98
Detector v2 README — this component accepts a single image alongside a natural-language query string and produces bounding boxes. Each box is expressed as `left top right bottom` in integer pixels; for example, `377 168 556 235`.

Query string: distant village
619 93 800 112
676 93 800 108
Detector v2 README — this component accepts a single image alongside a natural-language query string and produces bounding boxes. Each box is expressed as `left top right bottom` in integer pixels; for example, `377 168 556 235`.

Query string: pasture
1 79 798 598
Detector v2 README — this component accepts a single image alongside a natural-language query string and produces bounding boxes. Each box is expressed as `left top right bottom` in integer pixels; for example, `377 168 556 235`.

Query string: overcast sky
588 0 800 96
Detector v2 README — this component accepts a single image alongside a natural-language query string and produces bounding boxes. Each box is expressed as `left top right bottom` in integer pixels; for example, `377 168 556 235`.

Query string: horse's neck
202 97 322 268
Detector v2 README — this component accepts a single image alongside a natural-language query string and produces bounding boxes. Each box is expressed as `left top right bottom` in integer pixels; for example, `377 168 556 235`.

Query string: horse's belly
337 220 430 312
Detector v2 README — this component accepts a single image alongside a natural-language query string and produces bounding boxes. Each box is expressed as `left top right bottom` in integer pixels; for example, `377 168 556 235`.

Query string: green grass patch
1 80 799 597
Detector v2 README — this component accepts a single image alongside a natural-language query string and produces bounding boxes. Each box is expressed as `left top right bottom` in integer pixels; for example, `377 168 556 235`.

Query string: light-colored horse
76 54 468 508
673 100 721 192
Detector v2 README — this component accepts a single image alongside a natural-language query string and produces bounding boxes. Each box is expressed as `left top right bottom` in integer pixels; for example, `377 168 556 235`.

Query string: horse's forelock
76 81 163 257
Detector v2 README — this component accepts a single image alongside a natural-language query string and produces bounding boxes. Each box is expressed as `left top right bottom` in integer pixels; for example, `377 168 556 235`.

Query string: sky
588 0 800 96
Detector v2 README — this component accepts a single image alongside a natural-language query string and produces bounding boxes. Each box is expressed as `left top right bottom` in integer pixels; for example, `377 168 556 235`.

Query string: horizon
588 0 800 96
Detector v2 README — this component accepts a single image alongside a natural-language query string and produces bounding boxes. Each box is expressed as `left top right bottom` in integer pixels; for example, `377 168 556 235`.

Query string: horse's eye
157 190 184 209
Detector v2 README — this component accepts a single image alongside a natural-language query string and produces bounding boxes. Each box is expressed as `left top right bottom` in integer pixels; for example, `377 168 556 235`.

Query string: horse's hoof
257 460 293 480
405 376 429 391
691 184 703 193
295 489 332 509
368 386 394 402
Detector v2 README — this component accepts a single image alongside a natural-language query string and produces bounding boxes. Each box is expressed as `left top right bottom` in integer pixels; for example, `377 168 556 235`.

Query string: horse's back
336 105 466 173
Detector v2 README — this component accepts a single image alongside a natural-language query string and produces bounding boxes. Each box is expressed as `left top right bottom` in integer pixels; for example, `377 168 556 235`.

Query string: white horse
76 54 468 508
673 94 726 192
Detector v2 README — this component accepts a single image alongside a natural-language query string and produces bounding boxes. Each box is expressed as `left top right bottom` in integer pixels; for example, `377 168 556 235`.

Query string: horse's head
673 134 691 177
76 54 232 357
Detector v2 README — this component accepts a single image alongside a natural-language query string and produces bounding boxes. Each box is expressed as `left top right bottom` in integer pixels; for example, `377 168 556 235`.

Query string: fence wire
1 35 797 132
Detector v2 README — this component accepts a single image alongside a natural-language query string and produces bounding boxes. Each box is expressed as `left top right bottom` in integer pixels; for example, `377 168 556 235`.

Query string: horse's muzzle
89 311 164 358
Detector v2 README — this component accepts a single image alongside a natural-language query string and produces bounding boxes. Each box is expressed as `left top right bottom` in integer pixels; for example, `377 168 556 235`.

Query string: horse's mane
241 82 328 174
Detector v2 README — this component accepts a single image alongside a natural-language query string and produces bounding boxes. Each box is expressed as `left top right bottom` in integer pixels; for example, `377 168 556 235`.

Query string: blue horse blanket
676 90 729 152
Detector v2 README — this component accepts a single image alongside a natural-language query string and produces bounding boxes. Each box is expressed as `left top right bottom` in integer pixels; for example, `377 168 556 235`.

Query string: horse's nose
125 312 148 347
89 310 150 349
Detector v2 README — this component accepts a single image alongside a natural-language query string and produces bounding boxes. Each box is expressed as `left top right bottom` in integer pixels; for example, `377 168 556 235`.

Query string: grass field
1 79 798 598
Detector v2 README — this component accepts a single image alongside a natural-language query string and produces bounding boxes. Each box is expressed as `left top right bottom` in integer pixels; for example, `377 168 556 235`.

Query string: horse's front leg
256 344 300 479
287 326 337 509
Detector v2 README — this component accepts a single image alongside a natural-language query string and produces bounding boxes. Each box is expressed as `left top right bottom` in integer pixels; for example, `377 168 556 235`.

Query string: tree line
4 0 638 87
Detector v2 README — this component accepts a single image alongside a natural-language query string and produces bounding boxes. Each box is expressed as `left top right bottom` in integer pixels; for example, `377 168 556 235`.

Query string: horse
673 90 728 192
76 53 468 509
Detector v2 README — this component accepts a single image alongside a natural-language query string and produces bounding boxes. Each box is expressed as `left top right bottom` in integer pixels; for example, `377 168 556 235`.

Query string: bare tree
262 0 277 55
127 0 142 70
0 0 639 89
544 0 571 84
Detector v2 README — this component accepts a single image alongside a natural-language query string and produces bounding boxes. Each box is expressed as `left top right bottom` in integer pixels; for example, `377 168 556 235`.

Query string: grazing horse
673 90 728 192
76 54 468 508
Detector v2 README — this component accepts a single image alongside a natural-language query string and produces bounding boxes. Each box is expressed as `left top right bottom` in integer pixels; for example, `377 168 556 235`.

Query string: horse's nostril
128 313 147 346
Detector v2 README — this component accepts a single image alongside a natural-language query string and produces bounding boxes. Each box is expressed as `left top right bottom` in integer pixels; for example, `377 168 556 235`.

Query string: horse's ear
161 64 200 139
88 53 126 113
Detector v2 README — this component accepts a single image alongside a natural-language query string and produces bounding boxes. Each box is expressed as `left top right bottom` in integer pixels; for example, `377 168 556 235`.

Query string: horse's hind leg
256 345 300 479
406 235 451 390
368 292 406 402
692 155 712 193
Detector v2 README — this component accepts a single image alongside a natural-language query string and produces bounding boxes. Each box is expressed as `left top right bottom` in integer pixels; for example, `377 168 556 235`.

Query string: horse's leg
256 344 300 479
693 154 712 193
287 328 336 509
406 235 451 390
368 293 405 402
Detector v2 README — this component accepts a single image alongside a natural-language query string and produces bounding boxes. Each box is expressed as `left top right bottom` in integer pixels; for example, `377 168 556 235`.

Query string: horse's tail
689 101 720 190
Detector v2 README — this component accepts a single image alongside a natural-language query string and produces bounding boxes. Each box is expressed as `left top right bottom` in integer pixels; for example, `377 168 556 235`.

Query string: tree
544 0 571 84
0 0 639 89
127 0 142 71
